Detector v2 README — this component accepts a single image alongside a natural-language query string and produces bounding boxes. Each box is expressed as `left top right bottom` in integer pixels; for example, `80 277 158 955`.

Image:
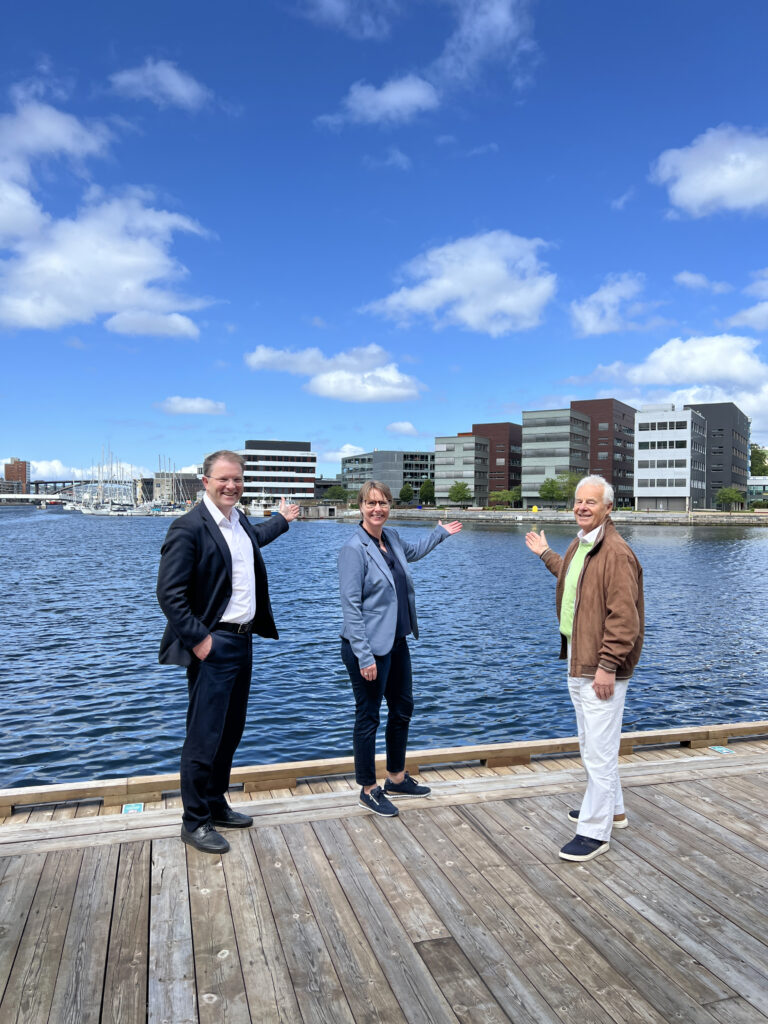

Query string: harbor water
1 508 767 789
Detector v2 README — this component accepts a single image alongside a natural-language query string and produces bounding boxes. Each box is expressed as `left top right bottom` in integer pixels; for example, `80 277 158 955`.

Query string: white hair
576 475 614 504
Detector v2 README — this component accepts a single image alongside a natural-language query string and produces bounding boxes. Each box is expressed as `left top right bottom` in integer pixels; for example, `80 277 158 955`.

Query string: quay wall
340 508 768 527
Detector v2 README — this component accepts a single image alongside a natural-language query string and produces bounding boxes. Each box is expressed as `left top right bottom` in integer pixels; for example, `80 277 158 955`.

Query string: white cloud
570 273 646 336
244 342 423 402
599 334 768 389
318 1 534 128
0 93 209 335
386 421 418 436
727 302 768 331
673 270 732 294
363 147 412 170
429 0 534 87
610 187 635 211
159 396 226 415
744 267 768 299
467 142 499 157
106 310 200 338
317 74 439 128
30 458 149 479
179 463 201 474
651 125 768 217
302 0 399 39
321 442 366 463
109 59 212 111
363 230 556 336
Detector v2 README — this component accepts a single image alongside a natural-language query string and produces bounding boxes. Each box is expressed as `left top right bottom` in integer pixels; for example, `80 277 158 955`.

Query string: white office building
238 440 317 502
634 406 707 511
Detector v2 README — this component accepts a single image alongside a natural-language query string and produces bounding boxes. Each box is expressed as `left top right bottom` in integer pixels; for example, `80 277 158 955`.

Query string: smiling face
360 487 390 535
203 458 244 516
573 482 612 534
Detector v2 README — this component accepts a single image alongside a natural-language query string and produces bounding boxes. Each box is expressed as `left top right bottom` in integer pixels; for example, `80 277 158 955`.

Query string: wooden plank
705 996 768 1024
311 817 461 1024
4 720 766 813
415 936 514 1024
404 806 655 1024
283 821 408 1023
148 837 196 1024
102 841 151 1024
0 853 47 1001
464 798 734 1017
343 816 451 943
250 824 355 1024
655 780 768 856
221 830 301 1023
48 843 120 1024
0 848 83 1024
187 840 250 1023
370 812 572 1024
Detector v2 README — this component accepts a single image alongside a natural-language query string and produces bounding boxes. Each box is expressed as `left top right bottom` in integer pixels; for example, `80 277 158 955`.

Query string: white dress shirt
203 494 256 624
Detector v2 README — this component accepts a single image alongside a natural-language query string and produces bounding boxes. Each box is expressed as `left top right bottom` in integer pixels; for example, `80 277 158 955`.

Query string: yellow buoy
532 505 538 513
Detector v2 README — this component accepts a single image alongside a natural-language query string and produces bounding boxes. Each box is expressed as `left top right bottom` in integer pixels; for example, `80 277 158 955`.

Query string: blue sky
2 0 768 480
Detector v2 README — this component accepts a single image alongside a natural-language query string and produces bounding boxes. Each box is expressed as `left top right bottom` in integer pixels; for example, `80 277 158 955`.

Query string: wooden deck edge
2 719 767 816
3 750 768 856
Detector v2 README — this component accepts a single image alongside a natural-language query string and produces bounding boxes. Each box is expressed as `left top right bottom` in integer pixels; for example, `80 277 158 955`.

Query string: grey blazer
338 523 448 667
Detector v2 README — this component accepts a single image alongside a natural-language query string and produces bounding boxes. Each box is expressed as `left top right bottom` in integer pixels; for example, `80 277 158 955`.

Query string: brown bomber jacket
541 517 644 680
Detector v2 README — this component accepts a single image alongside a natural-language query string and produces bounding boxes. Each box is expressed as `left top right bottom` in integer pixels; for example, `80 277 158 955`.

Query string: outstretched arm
277 496 300 522
525 529 561 576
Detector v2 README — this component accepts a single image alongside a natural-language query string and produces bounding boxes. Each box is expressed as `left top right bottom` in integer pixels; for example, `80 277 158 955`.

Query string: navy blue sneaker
359 786 399 817
559 834 610 862
383 772 431 799
567 809 628 829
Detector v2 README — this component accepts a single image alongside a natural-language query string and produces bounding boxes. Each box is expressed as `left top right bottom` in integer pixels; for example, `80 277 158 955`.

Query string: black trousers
341 636 414 787
180 630 252 829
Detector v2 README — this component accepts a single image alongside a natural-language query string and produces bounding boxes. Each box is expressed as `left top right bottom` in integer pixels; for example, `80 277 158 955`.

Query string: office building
154 472 200 504
4 458 30 487
571 398 636 507
237 440 317 502
634 405 707 510
747 476 768 504
434 433 489 505
683 401 750 506
521 408 590 508
471 421 522 494
340 450 434 496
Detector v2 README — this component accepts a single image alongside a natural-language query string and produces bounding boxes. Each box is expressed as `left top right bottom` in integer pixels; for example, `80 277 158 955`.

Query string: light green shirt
559 540 593 639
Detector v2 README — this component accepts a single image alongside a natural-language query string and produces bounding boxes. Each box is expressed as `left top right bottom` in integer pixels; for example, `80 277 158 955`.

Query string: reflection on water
1 510 766 787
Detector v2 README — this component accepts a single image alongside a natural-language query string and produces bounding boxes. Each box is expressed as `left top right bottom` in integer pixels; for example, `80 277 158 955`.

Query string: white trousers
568 673 628 842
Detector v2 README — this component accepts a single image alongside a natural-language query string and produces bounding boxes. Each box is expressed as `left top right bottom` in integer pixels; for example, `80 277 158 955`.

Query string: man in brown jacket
526 475 644 862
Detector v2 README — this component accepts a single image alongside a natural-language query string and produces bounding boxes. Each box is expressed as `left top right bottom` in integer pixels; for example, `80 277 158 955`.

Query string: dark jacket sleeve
246 512 290 547
156 519 210 652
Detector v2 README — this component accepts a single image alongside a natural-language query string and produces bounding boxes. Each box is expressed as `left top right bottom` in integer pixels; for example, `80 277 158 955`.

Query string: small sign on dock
121 802 144 814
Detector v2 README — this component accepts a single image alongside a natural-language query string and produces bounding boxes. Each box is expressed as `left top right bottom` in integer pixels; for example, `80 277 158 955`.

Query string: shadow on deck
2 746 768 1023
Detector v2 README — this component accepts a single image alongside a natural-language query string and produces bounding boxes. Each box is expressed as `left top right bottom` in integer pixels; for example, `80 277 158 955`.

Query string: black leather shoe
211 806 253 829
181 821 231 854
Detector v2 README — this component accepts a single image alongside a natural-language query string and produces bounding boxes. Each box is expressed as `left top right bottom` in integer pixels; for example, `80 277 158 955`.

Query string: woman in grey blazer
338 480 462 816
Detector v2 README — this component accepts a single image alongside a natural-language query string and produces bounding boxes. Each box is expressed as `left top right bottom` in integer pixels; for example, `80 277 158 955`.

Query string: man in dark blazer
157 449 299 854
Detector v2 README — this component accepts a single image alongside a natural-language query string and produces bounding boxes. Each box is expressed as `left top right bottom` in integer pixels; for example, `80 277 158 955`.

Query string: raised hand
525 529 549 556
437 520 463 535
278 497 301 522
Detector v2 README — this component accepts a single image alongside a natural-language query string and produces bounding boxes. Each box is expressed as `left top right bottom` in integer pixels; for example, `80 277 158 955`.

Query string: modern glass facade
521 408 590 507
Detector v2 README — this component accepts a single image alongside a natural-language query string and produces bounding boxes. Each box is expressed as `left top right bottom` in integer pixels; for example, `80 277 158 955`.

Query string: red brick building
472 421 522 495
4 458 31 488
570 399 636 507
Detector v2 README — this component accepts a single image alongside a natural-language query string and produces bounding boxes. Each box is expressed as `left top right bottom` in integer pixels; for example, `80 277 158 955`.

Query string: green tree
489 489 514 506
324 485 351 501
448 480 472 504
750 444 768 476
539 477 563 503
509 485 522 505
399 483 414 503
419 478 435 504
715 486 744 510
557 472 582 505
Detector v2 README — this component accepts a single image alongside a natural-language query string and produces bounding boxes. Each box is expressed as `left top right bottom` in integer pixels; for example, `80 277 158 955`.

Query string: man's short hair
576 475 614 505
358 480 393 506
202 450 245 477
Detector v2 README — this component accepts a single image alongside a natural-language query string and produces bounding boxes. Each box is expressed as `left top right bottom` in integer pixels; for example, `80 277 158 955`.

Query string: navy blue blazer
156 502 288 667
338 523 448 668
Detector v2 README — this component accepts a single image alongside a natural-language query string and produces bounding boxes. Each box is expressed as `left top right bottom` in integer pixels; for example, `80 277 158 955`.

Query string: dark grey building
521 407 590 508
341 450 434 497
683 402 750 506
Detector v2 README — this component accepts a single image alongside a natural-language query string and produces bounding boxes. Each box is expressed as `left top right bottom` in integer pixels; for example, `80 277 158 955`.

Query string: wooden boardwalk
2 742 768 1023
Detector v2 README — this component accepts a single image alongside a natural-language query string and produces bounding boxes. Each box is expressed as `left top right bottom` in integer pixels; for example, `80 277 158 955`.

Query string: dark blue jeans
181 630 252 829
341 636 414 787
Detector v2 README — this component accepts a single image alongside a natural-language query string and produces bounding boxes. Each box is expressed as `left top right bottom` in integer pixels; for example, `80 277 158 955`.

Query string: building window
598 422 609 431
597 452 608 460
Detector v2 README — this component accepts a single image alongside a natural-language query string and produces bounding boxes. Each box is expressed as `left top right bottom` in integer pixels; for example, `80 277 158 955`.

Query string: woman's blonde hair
357 480 392 506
